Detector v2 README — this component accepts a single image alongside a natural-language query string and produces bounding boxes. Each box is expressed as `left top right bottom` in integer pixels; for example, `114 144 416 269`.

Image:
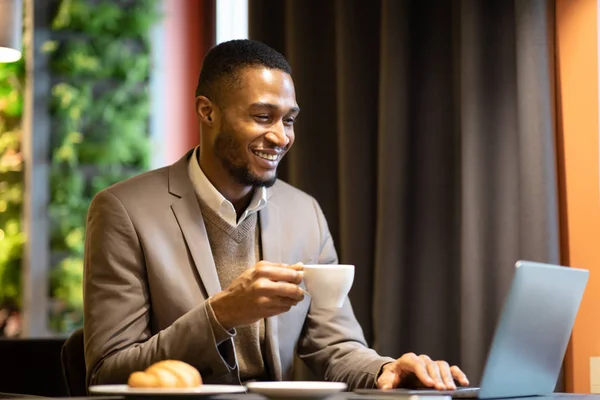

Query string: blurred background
0 0 599 397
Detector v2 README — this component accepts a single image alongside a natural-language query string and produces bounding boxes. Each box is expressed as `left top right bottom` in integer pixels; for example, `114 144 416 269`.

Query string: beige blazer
83 149 393 390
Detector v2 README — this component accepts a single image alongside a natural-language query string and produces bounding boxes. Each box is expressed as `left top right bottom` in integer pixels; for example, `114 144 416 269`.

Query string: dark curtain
250 0 559 384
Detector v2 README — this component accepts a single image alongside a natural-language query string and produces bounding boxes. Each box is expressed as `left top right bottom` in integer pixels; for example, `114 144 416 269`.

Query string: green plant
0 55 25 310
47 0 160 333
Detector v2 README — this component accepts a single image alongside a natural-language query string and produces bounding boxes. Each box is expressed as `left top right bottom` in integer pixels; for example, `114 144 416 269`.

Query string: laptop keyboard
354 387 481 399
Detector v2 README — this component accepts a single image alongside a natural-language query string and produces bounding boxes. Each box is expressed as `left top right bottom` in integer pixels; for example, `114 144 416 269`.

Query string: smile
252 150 279 161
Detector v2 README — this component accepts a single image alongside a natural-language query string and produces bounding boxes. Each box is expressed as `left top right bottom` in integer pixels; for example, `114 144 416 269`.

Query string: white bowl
246 381 347 399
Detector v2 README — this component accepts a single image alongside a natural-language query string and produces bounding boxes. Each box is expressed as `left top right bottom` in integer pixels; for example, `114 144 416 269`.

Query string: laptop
356 260 589 399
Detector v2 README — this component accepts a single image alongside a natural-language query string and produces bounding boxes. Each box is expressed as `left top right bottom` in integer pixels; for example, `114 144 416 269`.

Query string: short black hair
195 39 292 105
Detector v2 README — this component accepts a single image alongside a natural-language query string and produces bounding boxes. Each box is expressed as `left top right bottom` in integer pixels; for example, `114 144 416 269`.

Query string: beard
214 129 278 188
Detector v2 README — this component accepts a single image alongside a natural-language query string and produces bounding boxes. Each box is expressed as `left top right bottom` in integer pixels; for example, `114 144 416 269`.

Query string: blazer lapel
171 191 221 297
168 150 221 297
260 201 283 381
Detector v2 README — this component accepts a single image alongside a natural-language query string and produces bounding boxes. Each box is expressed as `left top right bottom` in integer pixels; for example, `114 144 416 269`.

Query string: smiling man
83 39 469 391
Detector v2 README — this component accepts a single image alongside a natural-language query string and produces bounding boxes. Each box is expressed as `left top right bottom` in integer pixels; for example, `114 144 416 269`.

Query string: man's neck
198 156 254 217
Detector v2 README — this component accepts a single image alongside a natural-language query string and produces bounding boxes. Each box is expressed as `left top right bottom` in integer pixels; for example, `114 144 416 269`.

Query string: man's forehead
234 67 297 107
237 66 294 88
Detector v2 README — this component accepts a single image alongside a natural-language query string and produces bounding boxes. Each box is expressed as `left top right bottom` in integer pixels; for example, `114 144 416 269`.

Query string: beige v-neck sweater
199 199 268 382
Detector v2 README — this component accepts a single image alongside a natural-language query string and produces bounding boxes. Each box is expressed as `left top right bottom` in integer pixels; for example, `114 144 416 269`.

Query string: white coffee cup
302 264 355 308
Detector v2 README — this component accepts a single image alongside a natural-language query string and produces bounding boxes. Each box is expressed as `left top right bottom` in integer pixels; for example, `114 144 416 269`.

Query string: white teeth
254 151 278 161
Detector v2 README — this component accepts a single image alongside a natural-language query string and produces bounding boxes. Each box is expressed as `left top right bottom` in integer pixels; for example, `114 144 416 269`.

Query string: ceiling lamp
0 0 22 63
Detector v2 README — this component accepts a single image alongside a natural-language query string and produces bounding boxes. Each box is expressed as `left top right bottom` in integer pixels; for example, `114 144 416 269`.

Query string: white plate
89 384 247 396
245 381 347 399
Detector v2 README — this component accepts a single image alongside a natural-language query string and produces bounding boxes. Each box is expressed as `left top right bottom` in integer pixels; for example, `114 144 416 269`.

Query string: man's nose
266 120 290 147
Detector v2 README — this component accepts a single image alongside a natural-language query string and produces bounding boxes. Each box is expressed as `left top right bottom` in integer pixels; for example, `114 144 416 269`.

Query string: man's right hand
209 261 305 330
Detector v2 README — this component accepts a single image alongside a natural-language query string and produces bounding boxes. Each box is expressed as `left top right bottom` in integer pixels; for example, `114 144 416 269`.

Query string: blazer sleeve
296 198 395 390
83 189 238 388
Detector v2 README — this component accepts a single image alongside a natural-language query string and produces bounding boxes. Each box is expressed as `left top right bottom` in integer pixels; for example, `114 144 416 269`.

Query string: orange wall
162 0 213 164
556 0 600 393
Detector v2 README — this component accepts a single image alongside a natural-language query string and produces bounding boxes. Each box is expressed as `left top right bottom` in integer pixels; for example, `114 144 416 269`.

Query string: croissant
128 360 202 388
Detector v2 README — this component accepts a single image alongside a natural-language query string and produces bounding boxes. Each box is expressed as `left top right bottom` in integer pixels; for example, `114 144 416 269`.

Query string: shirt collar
187 146 267 226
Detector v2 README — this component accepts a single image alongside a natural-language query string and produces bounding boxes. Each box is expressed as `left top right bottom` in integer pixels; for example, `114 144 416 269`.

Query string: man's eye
254 115 269 121
284 118 295 125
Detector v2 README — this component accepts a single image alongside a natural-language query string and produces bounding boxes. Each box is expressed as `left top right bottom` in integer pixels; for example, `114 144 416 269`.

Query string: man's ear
195 96 216 126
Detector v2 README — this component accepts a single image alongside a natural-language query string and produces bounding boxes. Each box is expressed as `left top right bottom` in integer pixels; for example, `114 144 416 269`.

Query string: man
83 39 469 391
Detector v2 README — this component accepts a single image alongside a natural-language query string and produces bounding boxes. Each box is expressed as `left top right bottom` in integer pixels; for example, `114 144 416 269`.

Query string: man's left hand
377 353 470 390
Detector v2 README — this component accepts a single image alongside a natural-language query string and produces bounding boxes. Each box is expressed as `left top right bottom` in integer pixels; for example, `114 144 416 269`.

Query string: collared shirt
187 147 267 227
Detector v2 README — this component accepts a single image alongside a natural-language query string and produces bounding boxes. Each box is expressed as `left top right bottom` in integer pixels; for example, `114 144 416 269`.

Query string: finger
256 260 289 268
450 365 470 387
287 262 304 272
377 369 400 390
254 265 303 284
257 294 297 307
426 361 446 390
254 280 304 301
287 264 304 282
290 265 304 283
398 353 434 388
273 283 304 301
266 305 294 315
437 361 455 390
261 296 302 315
272 295 301 308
